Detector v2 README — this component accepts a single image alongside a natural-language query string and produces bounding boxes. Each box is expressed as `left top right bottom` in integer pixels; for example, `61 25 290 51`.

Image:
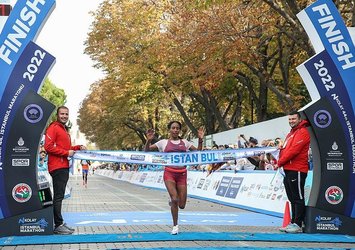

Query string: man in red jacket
44 106 86 235
278 111 310 233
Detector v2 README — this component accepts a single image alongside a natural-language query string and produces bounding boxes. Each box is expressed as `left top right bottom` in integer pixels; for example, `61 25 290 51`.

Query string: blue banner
297 0 355 218
0 42 55 218
0 0 55 100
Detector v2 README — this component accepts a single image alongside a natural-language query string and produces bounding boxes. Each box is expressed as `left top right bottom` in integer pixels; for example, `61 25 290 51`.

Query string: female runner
145 121 204 234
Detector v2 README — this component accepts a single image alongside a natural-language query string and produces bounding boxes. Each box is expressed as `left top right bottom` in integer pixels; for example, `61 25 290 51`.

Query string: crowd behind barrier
91 131 313 177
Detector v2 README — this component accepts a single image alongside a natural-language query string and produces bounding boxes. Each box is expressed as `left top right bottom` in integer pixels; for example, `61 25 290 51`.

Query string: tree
39 78 67 122
81 0 355 148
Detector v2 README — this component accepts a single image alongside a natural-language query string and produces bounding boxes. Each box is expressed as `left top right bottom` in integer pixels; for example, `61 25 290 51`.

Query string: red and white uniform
155 139 192 185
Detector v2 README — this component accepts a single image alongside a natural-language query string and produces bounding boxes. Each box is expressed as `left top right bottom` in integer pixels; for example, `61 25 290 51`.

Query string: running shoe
171 225 179 235
53 224 73 235
63 223 75 232
285 223 303 233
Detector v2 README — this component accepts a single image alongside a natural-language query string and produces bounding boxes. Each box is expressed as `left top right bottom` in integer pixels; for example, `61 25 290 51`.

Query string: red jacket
44 121 81 173
278 120 310 173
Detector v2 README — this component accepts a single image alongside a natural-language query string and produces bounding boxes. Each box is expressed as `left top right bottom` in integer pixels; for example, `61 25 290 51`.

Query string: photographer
237 134 264 170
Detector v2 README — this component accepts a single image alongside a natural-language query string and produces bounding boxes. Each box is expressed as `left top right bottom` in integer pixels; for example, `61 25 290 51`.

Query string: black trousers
283 170 307 227
50 168 69 228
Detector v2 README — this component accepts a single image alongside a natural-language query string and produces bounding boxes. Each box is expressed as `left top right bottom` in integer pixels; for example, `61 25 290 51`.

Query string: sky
34 0 105 124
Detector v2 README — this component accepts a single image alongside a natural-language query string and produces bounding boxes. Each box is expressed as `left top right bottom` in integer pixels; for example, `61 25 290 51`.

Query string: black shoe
54 224 73 235
63 223 75 232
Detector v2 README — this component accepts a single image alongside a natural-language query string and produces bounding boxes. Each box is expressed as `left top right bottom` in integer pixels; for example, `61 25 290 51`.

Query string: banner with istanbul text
73 147 279 167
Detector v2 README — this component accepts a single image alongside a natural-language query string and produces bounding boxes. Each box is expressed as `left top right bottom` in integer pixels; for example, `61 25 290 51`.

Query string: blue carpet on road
64 211 282 226
1 231 354 246
115 248 351 250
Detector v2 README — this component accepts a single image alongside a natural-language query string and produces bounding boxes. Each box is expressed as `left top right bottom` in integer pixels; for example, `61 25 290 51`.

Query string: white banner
73 147 279 167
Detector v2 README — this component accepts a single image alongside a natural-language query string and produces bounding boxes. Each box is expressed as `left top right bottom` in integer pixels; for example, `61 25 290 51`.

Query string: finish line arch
0 0 354 237
0 0 56 236
296 0 355 234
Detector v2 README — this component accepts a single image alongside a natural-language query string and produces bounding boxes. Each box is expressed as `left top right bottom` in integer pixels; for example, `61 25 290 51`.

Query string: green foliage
39 78 67 122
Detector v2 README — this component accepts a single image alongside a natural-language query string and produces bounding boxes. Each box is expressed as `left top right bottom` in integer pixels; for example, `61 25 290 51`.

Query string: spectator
38 150 47 171
278 111 310 234
235 158 256 171
44 106 86 235
245 137 264 169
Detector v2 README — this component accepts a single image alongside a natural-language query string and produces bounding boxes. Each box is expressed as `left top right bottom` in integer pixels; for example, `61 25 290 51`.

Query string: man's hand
68 150 75 156
80 145 87 150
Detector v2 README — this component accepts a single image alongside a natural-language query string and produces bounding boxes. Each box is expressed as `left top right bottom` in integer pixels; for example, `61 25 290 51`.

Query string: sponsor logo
12 158 30 166
314 110 332 128
12 183 32 203
130 154 145 161
253 151 265 156
314 215 342 231
18 217 49 233
326 162 343 170
325 186 343 205
24 104 43 123
197 178 205 189
221 152 235 161
18 137 24 146
115 154 126 160
152 154 168 164
13 137 30 153
327 142 343 158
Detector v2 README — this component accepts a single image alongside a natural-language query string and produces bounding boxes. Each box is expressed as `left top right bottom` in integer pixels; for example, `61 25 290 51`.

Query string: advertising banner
0 42 55 218
296 0 355 234
0 91 55 218
0 0 56 237
0 91 55 236
96 169 314 217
